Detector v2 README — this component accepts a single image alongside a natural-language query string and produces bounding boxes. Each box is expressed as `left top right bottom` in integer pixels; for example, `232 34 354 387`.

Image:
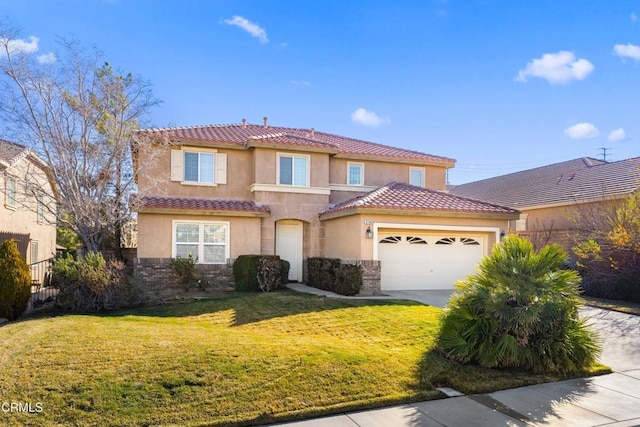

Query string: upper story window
347 162 364 186
409 167 425 187
184 152 215 184
278 153 309 186
5 175 16 208
170 148 227 185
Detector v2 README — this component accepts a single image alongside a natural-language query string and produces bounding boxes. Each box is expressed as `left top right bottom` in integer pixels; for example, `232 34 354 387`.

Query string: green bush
52 252 139 311
307 257 362 296
233 255 286 292
0 239 32 321
280 260 290 286
437 235 600 375
170 254 201 291
256 257 282 292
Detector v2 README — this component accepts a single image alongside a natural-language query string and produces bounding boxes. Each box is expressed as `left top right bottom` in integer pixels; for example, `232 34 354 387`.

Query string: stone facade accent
133 258 234 302
338 259 381 296
355 260 381 296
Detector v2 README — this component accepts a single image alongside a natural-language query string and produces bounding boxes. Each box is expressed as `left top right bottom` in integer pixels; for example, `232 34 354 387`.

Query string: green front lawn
0 292 608 426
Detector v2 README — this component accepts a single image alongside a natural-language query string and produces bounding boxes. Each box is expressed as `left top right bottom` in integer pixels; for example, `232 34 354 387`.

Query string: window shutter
171 150 183 181
216 153 227 184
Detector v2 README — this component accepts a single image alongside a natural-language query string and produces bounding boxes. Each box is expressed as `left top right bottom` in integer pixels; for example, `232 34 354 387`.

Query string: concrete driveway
286 283 454 308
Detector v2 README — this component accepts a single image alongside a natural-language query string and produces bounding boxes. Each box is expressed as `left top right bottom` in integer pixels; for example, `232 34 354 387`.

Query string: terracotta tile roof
0 139 29 167
450 157 640 208
319 181 519 217
133 195 270 214
137 123 455 165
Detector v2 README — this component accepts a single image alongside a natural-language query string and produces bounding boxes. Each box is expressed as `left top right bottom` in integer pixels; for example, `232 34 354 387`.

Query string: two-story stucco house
0 139 57 265
134 119 519 292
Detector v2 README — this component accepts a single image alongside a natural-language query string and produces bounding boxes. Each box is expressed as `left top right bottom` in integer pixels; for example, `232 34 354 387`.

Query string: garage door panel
379 233 486 290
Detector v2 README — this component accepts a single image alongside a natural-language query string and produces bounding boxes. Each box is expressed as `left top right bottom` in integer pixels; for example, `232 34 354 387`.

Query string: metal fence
29 257 57 310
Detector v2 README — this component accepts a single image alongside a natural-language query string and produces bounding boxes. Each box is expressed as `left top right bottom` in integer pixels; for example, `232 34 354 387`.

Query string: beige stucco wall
253 191 328 257
136 143 254 200
1 158 56 263
137 213 262 259
323 212 511 260
329 158 448 189
520 199 627 251
253 148 330 187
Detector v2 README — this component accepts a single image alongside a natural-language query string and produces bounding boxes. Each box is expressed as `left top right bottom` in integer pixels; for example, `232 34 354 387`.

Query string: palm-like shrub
437 235 600 374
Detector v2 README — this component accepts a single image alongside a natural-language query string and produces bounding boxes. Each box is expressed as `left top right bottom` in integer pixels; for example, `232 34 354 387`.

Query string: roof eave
515 191 636 211
135 207 270 217
332 152 455 167
246 140 339 154
320 206 520 221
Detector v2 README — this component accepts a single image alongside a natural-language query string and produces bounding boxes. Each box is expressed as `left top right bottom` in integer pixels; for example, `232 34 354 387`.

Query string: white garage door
378 232 486 290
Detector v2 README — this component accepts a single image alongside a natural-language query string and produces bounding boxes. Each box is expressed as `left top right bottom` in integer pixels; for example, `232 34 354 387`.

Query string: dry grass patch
0 291 608 426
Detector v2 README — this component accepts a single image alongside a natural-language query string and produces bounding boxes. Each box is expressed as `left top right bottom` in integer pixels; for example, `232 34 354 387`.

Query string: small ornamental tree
0 239 32 320
572 191 640 302
438 235 600 375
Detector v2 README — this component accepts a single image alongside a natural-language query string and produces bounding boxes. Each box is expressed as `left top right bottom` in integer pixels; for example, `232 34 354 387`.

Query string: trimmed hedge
233 255 287 292
307 257 363 296
280 260 290 285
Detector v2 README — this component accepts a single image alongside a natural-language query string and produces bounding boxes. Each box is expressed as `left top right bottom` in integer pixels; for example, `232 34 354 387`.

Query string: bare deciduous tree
0 23 167 253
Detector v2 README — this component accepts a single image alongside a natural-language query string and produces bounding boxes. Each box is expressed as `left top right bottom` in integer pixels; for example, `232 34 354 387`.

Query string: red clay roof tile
320 181 519 217
137 123 454 165
133 195 270 214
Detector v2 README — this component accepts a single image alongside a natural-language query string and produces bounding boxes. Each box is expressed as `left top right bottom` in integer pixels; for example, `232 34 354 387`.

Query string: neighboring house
134 119 519 292
0 139 57 268
450 157 640 251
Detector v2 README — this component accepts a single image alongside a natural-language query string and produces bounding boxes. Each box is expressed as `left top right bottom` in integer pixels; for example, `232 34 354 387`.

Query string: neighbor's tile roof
137 123 455 165
0 139 29 167
319 181 519 217
133 195 270 214
450 157 640 208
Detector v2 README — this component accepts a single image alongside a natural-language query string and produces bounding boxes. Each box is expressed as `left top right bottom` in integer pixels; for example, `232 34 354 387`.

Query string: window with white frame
170 148 227 185
5 175 16 207
184 151 215 184
347 162 364 186
37 194 45 222
174 221 229 264
409 167 425 187
278 154 309 186
30 240 39 264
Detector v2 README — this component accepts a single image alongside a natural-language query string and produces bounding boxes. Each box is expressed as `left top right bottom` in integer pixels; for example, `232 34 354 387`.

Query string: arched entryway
275 220 304 282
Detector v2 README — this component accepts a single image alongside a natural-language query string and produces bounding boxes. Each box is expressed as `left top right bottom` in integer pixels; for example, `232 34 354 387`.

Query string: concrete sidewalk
271 286 640 427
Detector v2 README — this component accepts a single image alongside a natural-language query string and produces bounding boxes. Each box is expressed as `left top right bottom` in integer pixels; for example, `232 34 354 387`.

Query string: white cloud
515 51 594 84
613 43 640 61
632 12 638 23
290 80 310 86
37 52 56 64
223 16 268 44
608 128 627 142
564 122 599 139
0 35 39 56
350 108 390 128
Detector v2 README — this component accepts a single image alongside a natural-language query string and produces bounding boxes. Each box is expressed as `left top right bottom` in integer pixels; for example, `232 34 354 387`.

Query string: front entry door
276 221 303 282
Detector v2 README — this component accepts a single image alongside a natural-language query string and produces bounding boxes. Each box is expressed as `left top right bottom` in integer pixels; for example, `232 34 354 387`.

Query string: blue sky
2 0 640 184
